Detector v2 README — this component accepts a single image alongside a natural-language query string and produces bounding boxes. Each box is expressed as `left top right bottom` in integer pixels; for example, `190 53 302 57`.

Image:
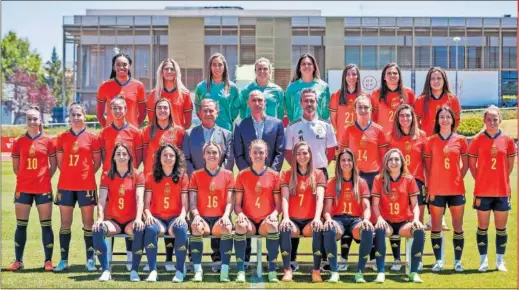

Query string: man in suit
234 90 285 172
234 89 285 265
182 98 234 272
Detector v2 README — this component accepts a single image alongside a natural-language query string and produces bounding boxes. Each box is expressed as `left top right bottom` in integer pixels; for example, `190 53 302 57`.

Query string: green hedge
457 117 484 137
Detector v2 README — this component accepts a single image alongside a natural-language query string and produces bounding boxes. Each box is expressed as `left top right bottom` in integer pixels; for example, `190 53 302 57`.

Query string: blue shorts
360 171 378 192
473 197 511 212
332 214 362 239
108 219 131 232
55 189 97 207
155 216 178 231
14 192 53 205
428 195 466 208
415 179 427 206
291 218 312 233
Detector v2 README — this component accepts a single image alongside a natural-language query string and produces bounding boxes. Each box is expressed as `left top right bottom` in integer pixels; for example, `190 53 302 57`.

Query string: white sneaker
454 260 464 272
165 261 176 272
496 262 508 272
143 264 149 272
374 272 385 283
417 262 424 272
432 261 444 272
319 261 330 272
211 261 222 273
366 259 378 272
172 270 185 283
338 257 349 271
130 270 141 282
85 259 97 272
126 251 133 271
478 258 489 272
290 261 299 272
390 259 402 271
146 270 158 282
99 270 112 282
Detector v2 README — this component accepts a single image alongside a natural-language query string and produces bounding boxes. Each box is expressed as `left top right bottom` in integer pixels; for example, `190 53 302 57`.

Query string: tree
44 47 70 106
1 31 42 83
4 69 56 124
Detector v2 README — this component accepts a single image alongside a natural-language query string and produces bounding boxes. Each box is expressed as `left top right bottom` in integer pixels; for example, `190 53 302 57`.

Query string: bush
85 114 98 122
457 117 484 137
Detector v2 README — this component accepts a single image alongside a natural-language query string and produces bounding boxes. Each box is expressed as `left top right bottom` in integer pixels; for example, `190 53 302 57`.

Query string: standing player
188 141 235 282
194 53 241 131
96 52 146 128
414 67 461 137
98 96 143 270
239 57 285 120
329 64 362 143
468 105 516 272
279 141 327 282
285 53 331 122
424 107 469 272
234 140 281 283
8 106 57 271
371 149 425 283
139 144 189 282
386 104 427 270
53 103 102 272
147 58 193 129
92 143 145 281
322 148 374 283
339 94 388 268
370 63 415 133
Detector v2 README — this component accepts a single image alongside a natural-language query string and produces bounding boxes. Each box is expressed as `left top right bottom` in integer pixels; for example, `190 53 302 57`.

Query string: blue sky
2 1 517 63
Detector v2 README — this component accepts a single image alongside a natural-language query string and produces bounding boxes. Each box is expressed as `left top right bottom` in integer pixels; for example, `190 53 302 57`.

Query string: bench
105 229 449 278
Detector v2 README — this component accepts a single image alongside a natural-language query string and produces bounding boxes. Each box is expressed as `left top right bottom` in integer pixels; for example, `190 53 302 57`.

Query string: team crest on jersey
209 180 216 195
405 141 412 153
391 101 400 109
29 145 36 157
72 141 80 153
299 181 307 193
119 184 126 196
164 182 171 196
490 144 498 157
348 99 355 108
443 146 450 157
344 188 352 200
255 181 262 195
390 188 398 201
360 136 367 148
316 127 324 135
118 91 125 98
435 105 441 113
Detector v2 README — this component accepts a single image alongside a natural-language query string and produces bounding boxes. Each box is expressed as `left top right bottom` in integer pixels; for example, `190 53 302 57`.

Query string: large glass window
415 46 430 69
361 46 377 69
135 46 151 89
397 47 412 69
379 46 396 68
502 71 517 106
466 47 482 69
449 46 465 69
432 46 448 68
502 47 517 69
345 46 360 66
485 47 499 69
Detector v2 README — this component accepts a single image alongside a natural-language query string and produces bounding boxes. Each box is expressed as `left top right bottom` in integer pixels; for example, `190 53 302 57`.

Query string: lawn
1 160 517 289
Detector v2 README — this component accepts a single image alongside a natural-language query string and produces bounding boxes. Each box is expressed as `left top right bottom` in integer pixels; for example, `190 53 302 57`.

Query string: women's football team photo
7 51 516 284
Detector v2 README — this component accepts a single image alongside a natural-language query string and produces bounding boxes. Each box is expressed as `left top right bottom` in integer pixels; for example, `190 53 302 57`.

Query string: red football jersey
12 133 56 193
414 93 461 137
370 87 415 133
145 172 189 218
372 174 418 223
235 167 281 223
339 121 388 173
325 177 370 217
329 90 358 142
97 78 146 128
142 125 185 175
280 168 327 220
101 171 145 224
146 89 193 128
189 168 235 218
468 131 516 197
56 129 101 191
387 131 427 182
424 133 468 196
99 123 143 172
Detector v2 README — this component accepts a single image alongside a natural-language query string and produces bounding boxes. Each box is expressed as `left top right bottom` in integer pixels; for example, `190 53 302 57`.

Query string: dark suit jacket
182 124 234 176
234 115 285 172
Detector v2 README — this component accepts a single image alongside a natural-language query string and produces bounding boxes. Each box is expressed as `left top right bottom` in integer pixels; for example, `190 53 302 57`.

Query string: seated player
234 139 281 283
